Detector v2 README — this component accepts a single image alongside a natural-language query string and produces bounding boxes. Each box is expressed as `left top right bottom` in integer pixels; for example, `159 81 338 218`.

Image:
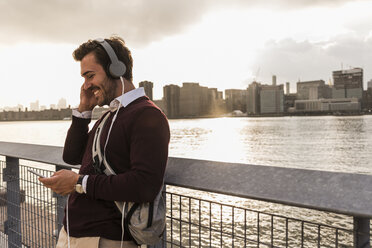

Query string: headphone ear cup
109 61 126 78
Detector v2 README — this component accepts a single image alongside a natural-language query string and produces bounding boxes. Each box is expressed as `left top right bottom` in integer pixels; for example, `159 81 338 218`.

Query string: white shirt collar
109 87 146 111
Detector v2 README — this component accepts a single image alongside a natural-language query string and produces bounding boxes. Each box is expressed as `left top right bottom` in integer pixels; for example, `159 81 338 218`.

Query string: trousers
56 227 138 248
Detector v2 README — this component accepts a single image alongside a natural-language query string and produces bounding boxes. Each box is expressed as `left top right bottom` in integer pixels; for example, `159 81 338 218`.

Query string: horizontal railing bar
165 157 372 218
0 141 371 219
0 141 78 169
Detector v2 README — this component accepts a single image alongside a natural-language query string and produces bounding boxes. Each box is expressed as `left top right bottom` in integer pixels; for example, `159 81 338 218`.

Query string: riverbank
1 108 371 121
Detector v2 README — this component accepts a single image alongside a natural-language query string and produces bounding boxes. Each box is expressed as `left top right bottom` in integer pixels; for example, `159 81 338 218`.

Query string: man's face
80 52 117 106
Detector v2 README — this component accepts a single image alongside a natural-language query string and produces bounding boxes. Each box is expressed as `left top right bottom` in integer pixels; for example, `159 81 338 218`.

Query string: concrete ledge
0 142 77 169
166 157 372 218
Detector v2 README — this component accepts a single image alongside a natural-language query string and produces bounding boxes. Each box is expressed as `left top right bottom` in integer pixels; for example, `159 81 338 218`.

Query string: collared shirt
109 87 146 111
72 87 146 193
72 87 146 118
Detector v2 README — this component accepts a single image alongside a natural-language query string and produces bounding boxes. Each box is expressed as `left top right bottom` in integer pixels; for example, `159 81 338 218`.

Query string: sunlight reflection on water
169 116 372 175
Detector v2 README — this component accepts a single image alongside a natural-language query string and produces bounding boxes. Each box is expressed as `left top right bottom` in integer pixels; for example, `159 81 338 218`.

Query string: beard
96 77 118 107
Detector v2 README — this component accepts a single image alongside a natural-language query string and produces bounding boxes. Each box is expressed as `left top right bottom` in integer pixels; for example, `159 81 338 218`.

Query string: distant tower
368 79 372 89
163 84 180 118
139 81 154 100
272 75 277 86
30 100 39 111
57 98 67 109
247 82 261 115
286 82 290 95
332 68 363 99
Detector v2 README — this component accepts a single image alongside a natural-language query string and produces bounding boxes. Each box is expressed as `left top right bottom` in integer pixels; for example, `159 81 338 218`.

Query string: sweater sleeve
63 116 91 165
86 108 170 203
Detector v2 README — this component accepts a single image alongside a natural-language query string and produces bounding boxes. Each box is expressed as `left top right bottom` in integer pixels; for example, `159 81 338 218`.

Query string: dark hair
73 36 133 82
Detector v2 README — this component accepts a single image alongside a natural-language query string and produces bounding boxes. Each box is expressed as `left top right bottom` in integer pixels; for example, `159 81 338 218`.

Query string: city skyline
1 65 372 112
0 97 69 112
1 0 372 109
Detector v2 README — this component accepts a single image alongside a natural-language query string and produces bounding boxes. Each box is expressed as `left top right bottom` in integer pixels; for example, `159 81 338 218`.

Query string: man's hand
78 84 97 112
39 170 80 196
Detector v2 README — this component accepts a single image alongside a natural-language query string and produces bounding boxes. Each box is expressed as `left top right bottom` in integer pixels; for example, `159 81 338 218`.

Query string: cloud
251 35 372 87
0 0 365 46
0 0 210 46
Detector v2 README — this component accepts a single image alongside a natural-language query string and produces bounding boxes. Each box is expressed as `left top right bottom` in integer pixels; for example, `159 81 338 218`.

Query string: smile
92 89 100 96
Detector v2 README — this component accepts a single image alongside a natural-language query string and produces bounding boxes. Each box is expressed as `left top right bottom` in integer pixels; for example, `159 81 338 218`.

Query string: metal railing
0 141 371 248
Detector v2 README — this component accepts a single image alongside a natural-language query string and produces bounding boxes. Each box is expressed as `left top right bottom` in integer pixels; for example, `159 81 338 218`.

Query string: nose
83 80 92 90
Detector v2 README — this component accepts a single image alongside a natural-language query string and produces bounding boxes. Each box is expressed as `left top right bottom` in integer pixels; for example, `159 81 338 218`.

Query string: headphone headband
95 38 126 78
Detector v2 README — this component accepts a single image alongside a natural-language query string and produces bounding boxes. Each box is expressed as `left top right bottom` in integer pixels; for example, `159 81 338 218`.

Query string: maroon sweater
62 96 170 240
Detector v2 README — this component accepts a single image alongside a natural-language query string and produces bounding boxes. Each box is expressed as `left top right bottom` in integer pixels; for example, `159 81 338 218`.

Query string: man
40 36 170 248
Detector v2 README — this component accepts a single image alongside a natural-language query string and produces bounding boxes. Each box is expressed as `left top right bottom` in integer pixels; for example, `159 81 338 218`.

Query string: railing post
4 156 22 248
54 165 69 238
354 217 370 248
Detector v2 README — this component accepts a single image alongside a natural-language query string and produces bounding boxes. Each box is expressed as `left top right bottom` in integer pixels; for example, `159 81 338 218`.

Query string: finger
39 176 58 185
50 170 61 177
53 170 64 175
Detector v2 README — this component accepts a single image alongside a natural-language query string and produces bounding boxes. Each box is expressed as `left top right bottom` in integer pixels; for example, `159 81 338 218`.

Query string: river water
0 115 371 247
0 115 371 174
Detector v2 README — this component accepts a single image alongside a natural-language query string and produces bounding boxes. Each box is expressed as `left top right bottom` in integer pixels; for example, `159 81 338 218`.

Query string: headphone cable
66 194 71 248
64 77 125 248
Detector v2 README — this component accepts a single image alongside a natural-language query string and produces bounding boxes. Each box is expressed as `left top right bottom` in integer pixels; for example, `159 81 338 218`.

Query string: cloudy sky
0 0 372 109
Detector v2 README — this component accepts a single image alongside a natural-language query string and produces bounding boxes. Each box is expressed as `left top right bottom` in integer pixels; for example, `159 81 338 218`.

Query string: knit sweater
62 96 170 241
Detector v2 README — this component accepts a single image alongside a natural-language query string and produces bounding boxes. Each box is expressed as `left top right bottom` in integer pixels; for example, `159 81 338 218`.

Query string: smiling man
39 36 170 248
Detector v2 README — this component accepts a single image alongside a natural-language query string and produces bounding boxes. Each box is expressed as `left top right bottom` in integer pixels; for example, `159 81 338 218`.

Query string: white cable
66 194 71 248
119 76 126 248
103 76 125 158
103 76 126 247
119 76 125 96
120 202 126 248
63 78 126 248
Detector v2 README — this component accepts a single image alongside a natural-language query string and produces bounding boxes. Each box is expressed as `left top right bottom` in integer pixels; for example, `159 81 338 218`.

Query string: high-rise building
284 94 297 112
272 75 277 86
364 87 372 111
260 85 284 114
164 83 223 118
225 89 247 113
333 68 363 89
30 100 39 111
367 79 372 89
297 80 330 100
286 82 290 95
179 83 210 117
207 88 225 115
163 84 180 118
139 80 154 100
247 82 261 115
57 98 67 109
332 68 363 99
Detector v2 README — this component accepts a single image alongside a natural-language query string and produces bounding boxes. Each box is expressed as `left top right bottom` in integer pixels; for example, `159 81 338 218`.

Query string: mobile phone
27 169 46 178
